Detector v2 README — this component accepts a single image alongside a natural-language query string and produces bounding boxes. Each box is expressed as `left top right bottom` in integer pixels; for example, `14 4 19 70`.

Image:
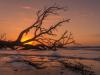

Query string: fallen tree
0 5 75 50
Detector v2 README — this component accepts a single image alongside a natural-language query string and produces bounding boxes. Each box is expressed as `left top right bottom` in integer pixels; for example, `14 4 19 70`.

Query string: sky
0 0 100 46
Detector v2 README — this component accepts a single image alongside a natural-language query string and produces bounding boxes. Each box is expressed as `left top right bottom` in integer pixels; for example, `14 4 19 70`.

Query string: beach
0 49 100 75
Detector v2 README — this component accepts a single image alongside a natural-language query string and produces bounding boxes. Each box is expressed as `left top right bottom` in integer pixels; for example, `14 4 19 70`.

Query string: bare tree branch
0 5 76 50
16 6 66 43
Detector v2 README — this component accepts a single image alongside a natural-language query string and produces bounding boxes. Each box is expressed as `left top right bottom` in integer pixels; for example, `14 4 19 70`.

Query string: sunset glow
0 1 100 75
21 37 33 45
0 0 100 46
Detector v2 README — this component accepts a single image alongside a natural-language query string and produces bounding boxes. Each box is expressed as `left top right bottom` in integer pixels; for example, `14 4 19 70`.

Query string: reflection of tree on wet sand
5 55 96 75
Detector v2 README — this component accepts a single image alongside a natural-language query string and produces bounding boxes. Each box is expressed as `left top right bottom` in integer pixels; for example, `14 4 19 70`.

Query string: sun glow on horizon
21 36 40 45
21 37 33 45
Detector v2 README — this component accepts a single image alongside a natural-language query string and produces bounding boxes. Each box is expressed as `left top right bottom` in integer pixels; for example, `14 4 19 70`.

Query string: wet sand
0 49 100 75
0 59 80 75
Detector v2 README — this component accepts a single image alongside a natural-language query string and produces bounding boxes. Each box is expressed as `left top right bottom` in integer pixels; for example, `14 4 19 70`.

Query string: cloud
21 6 32 10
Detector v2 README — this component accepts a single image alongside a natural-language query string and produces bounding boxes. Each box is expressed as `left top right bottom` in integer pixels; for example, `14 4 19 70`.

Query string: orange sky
0 0 100 46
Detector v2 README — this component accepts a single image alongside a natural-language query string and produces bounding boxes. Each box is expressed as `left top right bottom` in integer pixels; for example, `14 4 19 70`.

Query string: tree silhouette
0 5 75 50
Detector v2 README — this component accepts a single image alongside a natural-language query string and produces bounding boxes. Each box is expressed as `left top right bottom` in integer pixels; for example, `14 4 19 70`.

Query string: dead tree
0 5 75 50
39 30 75 50
51 31 73 49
